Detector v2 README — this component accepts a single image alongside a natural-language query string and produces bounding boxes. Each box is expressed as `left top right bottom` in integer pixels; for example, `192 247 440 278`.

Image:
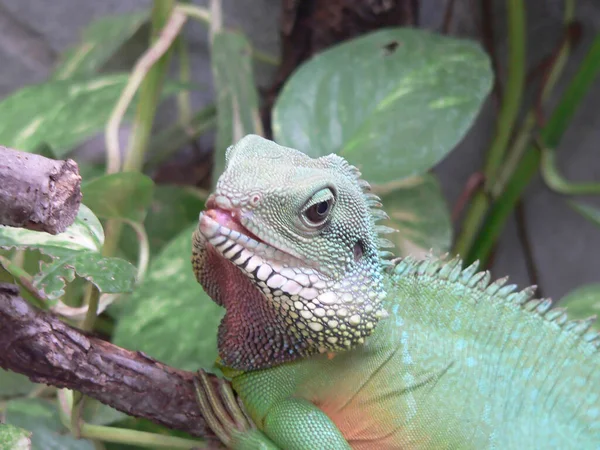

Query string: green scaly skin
192 135 600 449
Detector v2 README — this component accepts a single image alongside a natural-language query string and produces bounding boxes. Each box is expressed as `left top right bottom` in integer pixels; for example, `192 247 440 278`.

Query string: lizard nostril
353 240 364 262
249 193 261 206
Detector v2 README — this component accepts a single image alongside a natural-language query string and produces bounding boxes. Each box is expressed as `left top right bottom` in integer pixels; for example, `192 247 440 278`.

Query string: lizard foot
194 369 255 448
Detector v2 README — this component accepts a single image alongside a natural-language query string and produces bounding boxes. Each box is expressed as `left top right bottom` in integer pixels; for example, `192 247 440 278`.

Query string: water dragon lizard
191 134 600 449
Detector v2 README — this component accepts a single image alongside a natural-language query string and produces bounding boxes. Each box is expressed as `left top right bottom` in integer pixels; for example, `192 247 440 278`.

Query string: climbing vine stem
453 0 526 258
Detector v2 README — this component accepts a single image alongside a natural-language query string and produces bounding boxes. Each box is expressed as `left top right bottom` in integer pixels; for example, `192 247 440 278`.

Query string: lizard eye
301 188 335 227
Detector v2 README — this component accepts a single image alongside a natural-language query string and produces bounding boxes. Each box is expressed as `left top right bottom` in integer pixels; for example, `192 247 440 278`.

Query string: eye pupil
316 201 329 215
305 200 332 224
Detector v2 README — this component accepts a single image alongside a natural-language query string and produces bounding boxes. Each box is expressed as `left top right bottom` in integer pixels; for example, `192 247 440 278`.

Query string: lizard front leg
195 370 351 449
194 370 278 449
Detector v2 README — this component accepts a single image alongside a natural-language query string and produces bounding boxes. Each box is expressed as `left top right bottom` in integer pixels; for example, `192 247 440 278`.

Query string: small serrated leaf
81 172 154 223
113 224 223 371
0 205 136 300
378 174 452 258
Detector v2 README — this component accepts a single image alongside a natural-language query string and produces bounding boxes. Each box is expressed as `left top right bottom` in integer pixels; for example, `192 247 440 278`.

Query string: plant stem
80 423 204 449
81 285 100 332
103 2 185 258
453 0 526 258
467 32 600 263
123 1 179 172
540 144 600 195
492 1 575 197
58 390 202 449
176 35 193 126
0 255 46 308
209 0 222 42
125 220 150 283
176 3 211 24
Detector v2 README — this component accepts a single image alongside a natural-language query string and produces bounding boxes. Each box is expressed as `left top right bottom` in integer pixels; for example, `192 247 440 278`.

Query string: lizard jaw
193 209 388 370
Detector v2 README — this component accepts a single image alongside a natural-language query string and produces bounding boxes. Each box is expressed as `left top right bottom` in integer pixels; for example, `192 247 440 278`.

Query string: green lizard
191 134 600 449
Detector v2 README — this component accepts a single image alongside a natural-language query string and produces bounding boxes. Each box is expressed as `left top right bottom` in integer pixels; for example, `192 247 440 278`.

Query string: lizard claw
194 369 254 448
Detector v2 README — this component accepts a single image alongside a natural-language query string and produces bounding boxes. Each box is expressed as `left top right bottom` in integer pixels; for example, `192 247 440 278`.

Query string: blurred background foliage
0 1 598 448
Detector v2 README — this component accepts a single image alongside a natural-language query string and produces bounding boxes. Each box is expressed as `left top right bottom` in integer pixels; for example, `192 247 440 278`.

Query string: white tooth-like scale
257 265 273 281
235 249 253 265
245 256 262 273
209 235 227 246
282 280 302 295
224 243 243 259
267 274 286 289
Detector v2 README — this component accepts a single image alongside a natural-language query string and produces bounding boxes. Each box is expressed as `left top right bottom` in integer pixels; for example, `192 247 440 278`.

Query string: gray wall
0 0 598 300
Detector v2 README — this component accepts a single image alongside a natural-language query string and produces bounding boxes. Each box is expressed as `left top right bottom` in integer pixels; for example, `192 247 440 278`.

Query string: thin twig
104 9 187 174
479 0 503 105
452 173 486 223
209 0 222 43
442 0 456 34
515 200 543 298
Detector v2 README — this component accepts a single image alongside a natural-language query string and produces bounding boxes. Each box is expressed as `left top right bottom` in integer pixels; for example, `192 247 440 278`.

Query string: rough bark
0 146 81 234
0 283 218 441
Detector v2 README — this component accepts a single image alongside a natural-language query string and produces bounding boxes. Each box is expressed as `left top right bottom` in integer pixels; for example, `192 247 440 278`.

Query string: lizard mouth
198 209 307 269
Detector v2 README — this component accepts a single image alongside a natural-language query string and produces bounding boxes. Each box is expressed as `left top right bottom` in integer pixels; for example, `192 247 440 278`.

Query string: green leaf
113 224 224 371
0 74 129 157
568 200 600 228
119 185 206 262
378 174 452 257
53 10 150 79
0 370 36 400
0 205 136 300
0 74 184 157
273 28 492 183
211 30 263 185
561 283 600 323
0 423 31 450
4 399 94 450
81 173 154 223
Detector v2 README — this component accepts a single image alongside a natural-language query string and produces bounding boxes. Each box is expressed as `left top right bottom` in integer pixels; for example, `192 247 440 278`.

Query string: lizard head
192 135 393 370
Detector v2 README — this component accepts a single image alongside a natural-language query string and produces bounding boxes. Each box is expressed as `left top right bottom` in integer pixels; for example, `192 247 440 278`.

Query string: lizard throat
193 209 388 370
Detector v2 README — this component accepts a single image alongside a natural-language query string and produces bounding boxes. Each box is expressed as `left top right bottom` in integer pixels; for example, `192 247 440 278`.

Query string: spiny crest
392 255 600 351
340 161 398 267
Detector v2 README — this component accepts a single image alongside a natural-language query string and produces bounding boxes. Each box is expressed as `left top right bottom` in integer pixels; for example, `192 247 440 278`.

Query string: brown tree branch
0 146 81 235
0 283 219 442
